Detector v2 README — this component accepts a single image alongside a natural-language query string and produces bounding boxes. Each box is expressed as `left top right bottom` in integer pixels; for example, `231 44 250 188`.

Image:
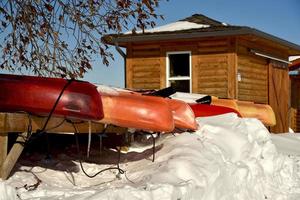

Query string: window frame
166 51 192 93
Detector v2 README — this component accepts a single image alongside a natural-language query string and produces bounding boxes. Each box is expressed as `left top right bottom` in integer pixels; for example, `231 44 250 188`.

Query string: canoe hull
0 74 103 121
97 86 174 132
236 101 276 126
167 99 197 130
189 103 241 117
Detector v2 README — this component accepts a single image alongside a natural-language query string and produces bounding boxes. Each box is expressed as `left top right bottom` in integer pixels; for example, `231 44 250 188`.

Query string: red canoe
0 74 103 121
189 103 241 117
97 86 174 132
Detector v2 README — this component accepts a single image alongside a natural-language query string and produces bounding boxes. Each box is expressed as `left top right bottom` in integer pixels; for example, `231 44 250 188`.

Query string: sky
68 0 300 87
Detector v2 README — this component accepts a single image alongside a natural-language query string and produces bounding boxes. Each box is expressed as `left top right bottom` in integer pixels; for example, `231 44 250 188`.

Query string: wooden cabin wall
291 77 300 109
237 41 268 104
237 38 290 133
126 43 161 89
196 38 236 98
290 77 300 132
126 38 236 98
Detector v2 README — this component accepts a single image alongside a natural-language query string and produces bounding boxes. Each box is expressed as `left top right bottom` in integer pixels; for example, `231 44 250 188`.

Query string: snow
125 21 210 34
1 114 300 200
289 56 300 62
170 92 207 103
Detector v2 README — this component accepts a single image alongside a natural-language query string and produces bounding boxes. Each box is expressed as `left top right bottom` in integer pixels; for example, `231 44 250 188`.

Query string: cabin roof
290 58 300 71
104 14 300 55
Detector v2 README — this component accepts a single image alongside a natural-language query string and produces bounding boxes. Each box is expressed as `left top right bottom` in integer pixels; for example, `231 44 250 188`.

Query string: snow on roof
289 56 300 61
126 21 210 34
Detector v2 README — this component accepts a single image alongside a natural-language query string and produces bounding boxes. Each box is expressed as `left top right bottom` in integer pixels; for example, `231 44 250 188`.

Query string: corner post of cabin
160 46 166 89
227 37 238 99
0 113 8 178
126 42 133 88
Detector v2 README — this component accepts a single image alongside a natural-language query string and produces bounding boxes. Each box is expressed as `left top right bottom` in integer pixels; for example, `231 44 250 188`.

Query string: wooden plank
198 75 227 82
192 54 198 93
238 83 268 90
227 52 237 98
1 113 105 134
197 87 227 94
0 132 27 180
198 46 228 53
198 63 228 70
133 77 160 84
198 39 228 47
198 69 227 76
133 71 160 78
0 133 7 168
238 72 268 81
126 43 133 88
131 58 160 65
269 63 290 133
238 66 268 75
132 83 160 89
238 77 267 85
238 88 268 97
160 47 166 89
0 113 8 169
132 65 160 73
198 55 228 62
238 95 268 104
238 56 268 66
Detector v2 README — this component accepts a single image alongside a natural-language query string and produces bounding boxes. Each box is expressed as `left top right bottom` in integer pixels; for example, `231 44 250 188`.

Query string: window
166 51 192 93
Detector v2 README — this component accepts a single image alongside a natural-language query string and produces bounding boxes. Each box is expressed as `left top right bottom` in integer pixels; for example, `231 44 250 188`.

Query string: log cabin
290 58 300 132
104 14 300 133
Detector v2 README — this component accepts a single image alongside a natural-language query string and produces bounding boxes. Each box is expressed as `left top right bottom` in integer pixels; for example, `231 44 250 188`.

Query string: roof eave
107 27 300 55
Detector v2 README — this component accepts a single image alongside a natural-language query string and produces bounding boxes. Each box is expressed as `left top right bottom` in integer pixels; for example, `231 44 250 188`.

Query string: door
269 62 289 133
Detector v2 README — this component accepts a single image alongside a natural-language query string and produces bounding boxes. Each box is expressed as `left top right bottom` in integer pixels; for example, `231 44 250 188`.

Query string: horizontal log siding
130 45 161 89
290 108 300 133
197 54 229 98
237 56 268 103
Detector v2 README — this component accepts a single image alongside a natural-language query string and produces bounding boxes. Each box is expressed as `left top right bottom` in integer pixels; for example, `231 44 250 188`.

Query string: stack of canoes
0 74 276 135
171 92 276 126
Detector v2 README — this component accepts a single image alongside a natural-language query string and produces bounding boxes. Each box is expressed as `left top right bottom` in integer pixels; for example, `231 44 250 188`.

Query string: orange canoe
97 86 174 132
211 98 240 112
236 101 276 126
166 98 198 130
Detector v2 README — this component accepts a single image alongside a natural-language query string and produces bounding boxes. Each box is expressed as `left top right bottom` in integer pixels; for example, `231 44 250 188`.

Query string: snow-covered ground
1 113 300 200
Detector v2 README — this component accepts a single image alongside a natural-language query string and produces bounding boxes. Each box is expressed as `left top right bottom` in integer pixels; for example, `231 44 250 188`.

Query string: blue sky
84 0 300 87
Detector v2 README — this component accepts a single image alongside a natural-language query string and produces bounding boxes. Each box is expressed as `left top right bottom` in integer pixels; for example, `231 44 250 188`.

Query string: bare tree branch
0 0 165 78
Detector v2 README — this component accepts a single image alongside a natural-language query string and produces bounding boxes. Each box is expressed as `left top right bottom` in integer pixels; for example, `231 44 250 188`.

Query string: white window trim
166 51 192 93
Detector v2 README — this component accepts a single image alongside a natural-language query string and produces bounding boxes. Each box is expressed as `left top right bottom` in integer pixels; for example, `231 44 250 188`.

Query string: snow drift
1 113 300 200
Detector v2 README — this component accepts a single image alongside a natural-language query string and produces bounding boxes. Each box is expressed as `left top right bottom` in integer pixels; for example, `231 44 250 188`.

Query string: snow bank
1 114 300 200
0 181 17 200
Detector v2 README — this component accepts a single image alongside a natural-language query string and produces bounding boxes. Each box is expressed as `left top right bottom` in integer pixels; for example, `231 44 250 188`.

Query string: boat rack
0 112 126 180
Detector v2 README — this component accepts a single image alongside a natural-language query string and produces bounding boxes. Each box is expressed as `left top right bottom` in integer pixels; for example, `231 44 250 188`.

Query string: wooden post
0 133 8 171
0 113 8 172
0 132 27 180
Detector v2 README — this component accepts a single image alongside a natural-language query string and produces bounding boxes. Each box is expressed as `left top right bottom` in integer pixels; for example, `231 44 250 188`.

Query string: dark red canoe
189 103 241 117
0 74 103 121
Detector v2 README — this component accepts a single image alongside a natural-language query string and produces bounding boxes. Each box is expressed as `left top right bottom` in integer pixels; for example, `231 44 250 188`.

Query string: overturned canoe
97 86 174 132
236 101 276 126
211 98 240 112
0 74 103 121
166 98 198 130
189 103 241 117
